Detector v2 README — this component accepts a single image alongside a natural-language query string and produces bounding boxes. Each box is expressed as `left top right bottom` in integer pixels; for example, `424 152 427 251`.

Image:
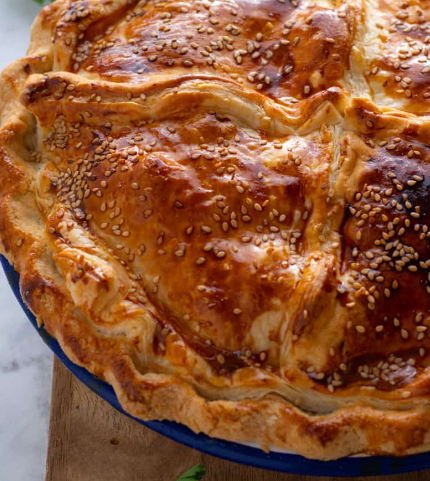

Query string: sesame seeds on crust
1 0 430 460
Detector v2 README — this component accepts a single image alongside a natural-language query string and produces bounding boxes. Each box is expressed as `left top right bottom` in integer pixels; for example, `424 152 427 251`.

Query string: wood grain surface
45 358 428 481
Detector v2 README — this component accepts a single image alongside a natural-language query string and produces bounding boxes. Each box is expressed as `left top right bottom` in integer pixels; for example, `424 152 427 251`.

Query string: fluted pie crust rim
1 0 430 460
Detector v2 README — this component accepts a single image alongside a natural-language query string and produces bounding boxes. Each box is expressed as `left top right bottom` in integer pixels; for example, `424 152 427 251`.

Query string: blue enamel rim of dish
2 254 429 477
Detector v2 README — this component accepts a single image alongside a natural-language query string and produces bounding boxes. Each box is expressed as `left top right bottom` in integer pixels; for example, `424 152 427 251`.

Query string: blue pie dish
2 253 429 477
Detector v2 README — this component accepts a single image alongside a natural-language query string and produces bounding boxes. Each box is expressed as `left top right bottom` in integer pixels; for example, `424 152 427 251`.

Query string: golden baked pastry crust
1 0 430 460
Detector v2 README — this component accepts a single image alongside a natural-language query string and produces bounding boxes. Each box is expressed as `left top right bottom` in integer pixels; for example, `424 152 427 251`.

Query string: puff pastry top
1 0 430 460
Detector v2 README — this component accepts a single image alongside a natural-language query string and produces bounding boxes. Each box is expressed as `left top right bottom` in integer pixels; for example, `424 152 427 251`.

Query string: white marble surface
0 2 53 481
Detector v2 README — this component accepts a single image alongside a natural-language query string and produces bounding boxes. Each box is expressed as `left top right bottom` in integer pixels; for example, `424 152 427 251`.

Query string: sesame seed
217 354 225 365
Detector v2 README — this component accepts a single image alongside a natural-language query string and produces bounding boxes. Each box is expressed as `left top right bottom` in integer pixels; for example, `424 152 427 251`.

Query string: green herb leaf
176 464 206 481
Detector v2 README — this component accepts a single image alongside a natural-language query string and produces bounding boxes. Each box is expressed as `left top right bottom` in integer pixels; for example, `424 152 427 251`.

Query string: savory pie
1 0 430 460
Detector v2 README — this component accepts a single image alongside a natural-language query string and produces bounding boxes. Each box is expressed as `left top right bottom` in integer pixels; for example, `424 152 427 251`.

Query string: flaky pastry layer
1 0 430 459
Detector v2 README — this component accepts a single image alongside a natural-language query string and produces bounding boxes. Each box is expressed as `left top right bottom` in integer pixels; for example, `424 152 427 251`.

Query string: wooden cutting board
45 358 428 481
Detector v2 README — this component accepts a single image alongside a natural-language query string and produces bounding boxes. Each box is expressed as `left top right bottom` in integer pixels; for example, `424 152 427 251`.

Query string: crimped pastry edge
1 0 430 461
